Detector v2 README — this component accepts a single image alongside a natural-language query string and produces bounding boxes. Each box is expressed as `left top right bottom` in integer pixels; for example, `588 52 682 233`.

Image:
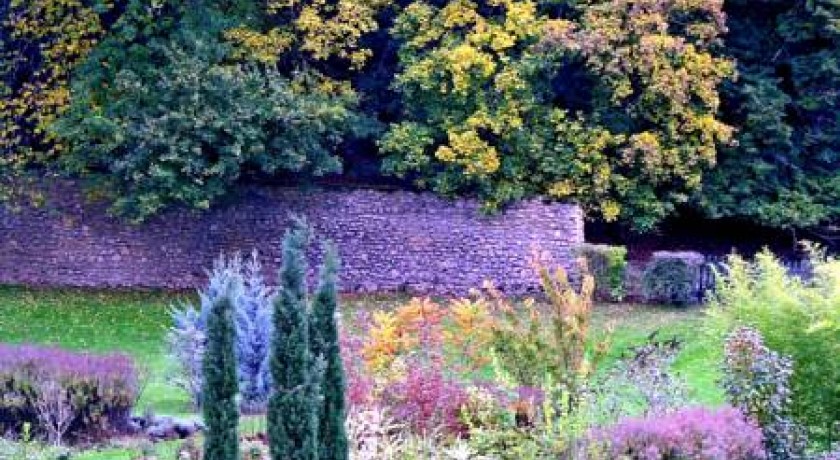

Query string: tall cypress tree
310 244 349 460
268 219 320 460
202 292 240 460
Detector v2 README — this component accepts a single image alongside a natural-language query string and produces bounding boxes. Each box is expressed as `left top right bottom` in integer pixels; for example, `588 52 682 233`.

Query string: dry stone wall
0 182 584 294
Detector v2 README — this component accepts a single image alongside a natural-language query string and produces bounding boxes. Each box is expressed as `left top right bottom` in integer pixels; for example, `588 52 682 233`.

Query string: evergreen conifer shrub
168 252 273 412
310 244 349 460
202 292 240 460
268 219 321 460
236 254 274 414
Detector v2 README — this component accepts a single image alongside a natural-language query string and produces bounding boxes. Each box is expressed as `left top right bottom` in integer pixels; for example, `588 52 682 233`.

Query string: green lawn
591 304 722 405
0 286 722 458
0 286 191 416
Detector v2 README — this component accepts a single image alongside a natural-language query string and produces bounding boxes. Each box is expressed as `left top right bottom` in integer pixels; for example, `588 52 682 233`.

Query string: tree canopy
698 0 840 231
1 0 839 232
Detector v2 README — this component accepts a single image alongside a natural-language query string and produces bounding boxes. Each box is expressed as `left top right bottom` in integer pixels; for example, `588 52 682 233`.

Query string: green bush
487 262 605 393
54 0 365 221
642 251 705 305
722 326 806 459
574 244 628 301
710 249 840 447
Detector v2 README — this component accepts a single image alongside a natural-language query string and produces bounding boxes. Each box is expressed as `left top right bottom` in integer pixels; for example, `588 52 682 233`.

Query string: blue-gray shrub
167 252 274 412
235 255 274 413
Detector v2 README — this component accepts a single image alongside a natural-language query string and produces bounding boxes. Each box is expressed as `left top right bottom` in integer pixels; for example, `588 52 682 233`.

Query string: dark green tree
697 0 840 233
53 0 363 221
310 243 348 460
268 219 320 460
202 292 240 460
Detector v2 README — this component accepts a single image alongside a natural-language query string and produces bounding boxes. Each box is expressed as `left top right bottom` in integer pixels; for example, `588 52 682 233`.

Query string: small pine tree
310 244 349 460
202 292 240 460
268 219 320 460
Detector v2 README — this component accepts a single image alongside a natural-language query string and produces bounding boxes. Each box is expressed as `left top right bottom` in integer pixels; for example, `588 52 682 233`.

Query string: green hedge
574 244 628 302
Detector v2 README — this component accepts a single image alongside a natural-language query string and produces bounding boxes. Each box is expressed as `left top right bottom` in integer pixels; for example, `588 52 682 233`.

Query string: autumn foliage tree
0 0 106 158
546 0 734 230
0 0 108 203
5 0 840 233
224 0 389 71
380 0 734 230
379 0 558 209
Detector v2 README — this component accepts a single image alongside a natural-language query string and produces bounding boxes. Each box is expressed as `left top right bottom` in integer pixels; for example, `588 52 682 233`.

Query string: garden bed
0 286 718 459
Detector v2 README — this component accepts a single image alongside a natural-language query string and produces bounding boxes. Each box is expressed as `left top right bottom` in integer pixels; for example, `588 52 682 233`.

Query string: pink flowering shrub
380 362 469 436
594 406 766 460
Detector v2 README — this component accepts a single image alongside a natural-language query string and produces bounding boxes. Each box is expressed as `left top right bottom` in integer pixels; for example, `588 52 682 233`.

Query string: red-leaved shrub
381 362 468 436
340 330 375 408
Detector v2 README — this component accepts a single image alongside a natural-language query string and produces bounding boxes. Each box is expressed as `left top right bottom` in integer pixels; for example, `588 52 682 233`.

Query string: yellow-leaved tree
0 0 108 169
380 0 734 231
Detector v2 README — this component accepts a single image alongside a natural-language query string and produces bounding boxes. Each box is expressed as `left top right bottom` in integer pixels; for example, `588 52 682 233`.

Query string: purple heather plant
593 406 766 460
0 343 138 441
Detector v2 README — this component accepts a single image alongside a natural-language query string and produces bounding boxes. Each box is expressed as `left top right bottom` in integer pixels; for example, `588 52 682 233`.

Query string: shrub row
0 344 138 442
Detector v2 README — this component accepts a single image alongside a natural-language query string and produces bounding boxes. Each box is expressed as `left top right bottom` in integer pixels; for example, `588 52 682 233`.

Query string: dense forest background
1 0 838 246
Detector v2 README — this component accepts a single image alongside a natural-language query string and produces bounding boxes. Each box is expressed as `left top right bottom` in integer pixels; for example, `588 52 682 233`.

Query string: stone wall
0 182 584 294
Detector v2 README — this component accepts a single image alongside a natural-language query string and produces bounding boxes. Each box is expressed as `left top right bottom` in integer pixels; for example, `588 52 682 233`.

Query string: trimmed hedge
0 344 138 442
642 251 705 305
574 244 628 301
